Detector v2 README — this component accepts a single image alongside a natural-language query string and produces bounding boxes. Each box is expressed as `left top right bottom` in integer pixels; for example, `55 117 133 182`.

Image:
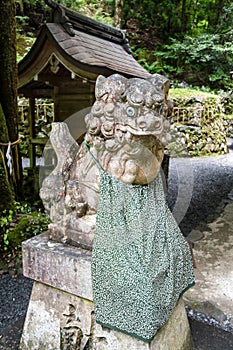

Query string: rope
84 140 103 171
6 143 12 174
0 139 21 175
0 138 22 147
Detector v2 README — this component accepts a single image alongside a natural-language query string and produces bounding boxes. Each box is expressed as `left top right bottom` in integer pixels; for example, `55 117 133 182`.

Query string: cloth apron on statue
85 143 195 343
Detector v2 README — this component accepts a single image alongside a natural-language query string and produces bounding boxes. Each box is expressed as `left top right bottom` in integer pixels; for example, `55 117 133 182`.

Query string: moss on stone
169 88 219 101
167 88 227 157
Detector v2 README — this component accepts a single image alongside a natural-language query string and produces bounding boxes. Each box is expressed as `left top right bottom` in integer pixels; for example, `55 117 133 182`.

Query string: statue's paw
66 215 96 250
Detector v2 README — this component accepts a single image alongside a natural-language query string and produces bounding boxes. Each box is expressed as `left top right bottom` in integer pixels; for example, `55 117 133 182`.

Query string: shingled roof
18 0 149 95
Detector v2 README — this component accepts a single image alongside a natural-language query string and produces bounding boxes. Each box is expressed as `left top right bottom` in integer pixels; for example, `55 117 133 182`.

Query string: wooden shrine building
18 0 149 167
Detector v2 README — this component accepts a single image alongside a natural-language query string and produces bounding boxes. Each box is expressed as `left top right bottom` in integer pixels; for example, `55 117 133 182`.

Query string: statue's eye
126 106 135 117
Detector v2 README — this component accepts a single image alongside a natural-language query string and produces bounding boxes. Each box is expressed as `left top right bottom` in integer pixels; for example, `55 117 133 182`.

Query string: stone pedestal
20 233 193 350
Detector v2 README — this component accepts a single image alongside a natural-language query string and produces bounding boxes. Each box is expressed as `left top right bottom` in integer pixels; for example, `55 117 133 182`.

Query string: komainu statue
40 73 171 249
40 73 195 343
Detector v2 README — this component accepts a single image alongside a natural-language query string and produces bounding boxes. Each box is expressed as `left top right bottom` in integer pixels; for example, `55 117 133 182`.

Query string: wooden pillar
90 83 95 105
28 97 36 168
53 86 59 122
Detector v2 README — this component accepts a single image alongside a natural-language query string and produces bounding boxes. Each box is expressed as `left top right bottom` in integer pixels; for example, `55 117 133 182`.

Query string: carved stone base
20 233 193 350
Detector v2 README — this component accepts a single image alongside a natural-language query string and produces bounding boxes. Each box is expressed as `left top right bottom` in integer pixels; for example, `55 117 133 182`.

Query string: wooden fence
18 102 54 123
172 105 222 124
18 102 222 126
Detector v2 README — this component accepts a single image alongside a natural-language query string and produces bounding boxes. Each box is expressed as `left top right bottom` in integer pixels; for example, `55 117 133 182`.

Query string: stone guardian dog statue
40 73 171 249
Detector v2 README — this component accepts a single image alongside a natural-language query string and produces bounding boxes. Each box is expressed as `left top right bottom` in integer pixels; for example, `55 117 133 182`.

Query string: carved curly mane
40 73 171 248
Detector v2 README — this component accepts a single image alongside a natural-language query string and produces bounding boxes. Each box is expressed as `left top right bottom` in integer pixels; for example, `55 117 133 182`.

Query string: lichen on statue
40 73 171 249
40 74 195 343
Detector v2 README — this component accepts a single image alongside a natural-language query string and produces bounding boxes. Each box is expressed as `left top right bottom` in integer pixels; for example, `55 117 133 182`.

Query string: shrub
0 202 50 254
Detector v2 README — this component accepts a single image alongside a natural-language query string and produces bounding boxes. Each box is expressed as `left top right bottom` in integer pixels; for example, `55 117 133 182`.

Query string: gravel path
167 138 233 235
0 275 32 349
0 138 233 349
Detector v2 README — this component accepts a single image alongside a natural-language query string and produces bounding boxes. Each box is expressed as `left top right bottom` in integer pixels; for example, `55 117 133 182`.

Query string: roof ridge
45 0 131 54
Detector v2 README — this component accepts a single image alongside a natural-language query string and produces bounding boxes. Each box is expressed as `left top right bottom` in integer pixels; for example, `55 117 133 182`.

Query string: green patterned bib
86 144 195 342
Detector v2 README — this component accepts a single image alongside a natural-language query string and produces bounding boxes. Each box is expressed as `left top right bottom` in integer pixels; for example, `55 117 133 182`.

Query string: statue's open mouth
114 124 163 156
116 124 163 137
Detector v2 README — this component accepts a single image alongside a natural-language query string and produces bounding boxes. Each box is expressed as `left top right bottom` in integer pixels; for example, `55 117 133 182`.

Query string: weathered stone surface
21 233 193 350
20 281 93 350
168 91 228 157
22 232 93 300
40 73 171 249
20 281 192 350
187 229 204 243
149 298 193 350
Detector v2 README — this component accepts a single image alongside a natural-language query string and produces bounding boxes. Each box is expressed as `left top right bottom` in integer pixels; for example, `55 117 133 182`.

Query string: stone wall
223 115 233 138
167 89 228 157
221 92 233 138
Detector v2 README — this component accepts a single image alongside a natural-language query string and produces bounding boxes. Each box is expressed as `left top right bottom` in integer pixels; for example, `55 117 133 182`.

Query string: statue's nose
138 114 161 130
138 120 147 129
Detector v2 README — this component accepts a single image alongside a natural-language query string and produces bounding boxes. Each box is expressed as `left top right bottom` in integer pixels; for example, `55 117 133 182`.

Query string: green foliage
55 0 86 10
169 88 220 101
15 1 233 90
74 0 114 25
16 34 35 62
123 0 233 48
142 34 233 90
216 3 233 35
126 0 233 90
0 202 50 254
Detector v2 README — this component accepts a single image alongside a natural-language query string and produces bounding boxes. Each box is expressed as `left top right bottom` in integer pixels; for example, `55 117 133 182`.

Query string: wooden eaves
18 0 150 98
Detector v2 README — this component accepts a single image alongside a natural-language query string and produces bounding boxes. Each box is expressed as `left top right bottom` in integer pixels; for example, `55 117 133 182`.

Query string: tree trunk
18 0 25 16
114 0 124 29
0 0 23 199
0 104 15 213
181 0 187 33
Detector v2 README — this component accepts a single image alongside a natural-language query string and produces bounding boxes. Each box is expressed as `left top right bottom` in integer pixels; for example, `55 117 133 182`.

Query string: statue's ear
96 75 106 85
95 74 127 102
148 74 170 99
95 75 107 99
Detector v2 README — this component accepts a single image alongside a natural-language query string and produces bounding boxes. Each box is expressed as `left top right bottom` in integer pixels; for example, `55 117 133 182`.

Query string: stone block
20 282 93 350
21 233 193 349
22 232 92 300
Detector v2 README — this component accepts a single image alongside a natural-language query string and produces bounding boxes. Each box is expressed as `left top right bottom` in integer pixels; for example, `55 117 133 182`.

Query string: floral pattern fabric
91 165 195 342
